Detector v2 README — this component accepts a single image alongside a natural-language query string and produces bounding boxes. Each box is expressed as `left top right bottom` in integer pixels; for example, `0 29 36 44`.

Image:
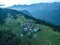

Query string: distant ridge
8 2 60 25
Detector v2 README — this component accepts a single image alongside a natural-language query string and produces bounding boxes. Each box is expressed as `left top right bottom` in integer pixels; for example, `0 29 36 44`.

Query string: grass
0 15 60 45
30 25 60 45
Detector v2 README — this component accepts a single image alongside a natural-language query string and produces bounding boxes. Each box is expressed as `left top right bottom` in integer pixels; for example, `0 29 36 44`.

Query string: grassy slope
30 25 60 45
0 15 60 45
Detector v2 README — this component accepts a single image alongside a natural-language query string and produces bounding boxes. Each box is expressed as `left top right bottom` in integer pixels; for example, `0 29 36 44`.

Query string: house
20 21 41 39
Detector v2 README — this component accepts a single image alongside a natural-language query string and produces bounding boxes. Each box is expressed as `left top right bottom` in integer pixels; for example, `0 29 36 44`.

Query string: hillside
0 8 60 45
0 8 60 31
0 8 34 24
0 8 54 25
0 12 60 45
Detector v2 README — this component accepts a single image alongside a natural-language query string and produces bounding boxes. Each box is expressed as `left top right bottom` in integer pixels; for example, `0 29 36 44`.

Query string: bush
0 30 21 45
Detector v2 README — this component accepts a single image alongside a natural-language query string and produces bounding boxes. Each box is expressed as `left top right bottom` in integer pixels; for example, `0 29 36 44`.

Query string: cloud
0 0 60 7
0 0 29 7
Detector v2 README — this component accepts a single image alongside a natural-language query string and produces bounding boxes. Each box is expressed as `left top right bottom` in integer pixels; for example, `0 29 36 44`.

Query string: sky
0 0 60 7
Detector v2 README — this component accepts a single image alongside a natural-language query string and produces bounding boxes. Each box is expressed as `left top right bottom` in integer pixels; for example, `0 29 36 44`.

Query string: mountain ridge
8 2 60 25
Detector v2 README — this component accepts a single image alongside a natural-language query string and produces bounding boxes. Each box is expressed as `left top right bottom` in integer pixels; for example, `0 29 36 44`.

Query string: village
20 20 41 39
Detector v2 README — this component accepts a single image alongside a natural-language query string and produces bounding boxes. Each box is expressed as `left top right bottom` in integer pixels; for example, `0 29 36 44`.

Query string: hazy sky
0 0 60 7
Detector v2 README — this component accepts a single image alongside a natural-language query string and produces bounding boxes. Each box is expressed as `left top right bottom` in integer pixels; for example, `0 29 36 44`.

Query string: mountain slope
0 8 35 25
0 8 33 19
0 8 60 32
8 2 60 25
0 11 60 45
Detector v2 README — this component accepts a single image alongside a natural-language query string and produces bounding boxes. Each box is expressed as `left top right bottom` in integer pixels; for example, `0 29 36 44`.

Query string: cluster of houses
21 21 40 39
